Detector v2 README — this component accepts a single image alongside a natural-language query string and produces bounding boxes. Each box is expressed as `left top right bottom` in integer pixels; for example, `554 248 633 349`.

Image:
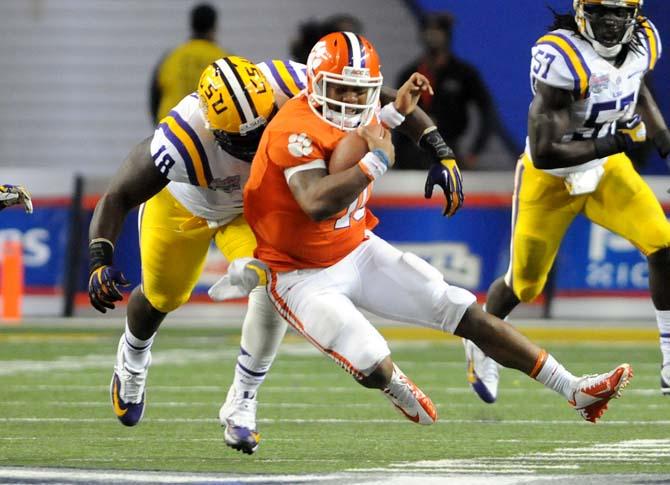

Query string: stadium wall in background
0 0 421 176
410 0 670 173
1 1 666 176
0 171 665 320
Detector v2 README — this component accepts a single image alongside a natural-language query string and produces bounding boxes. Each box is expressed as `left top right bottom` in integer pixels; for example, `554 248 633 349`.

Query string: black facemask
213 105 277 162
584 5 635 47
214 127 264 162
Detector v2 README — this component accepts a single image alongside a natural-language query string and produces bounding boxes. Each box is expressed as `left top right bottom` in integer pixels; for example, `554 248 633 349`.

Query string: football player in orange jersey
88 51 466 455
237 31 633 429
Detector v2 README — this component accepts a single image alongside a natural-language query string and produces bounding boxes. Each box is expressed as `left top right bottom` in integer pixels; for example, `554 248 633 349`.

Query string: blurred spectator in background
290 14 363 63
395 13 516 170
149 3 230 124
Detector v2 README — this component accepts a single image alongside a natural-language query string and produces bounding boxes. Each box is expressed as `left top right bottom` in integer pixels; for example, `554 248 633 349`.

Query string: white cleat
463 338 499 404
110 336 150 427
661 365 670 396
382 364 437 425
570 363 633 423
219 386 261 455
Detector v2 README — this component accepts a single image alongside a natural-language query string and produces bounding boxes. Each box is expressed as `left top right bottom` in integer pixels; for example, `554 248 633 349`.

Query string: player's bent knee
144 292 190 313
516 283 544 303
434 284 477 333
303 299 347 347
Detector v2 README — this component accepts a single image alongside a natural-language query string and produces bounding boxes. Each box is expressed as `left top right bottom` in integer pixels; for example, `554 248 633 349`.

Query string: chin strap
589 38 623 59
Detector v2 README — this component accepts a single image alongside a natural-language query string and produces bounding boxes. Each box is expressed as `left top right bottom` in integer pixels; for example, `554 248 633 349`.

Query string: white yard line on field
368 439 670 475
0 348 239 376
1 417 670 426
0 466 585 484
2 384 664 396
0 400 666 411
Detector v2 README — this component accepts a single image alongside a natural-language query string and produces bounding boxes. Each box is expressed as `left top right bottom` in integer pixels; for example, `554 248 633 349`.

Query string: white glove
0 184 33 213
208 257 269 301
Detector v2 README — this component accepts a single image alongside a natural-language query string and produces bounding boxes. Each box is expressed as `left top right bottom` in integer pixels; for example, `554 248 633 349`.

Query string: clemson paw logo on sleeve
288 133 313 158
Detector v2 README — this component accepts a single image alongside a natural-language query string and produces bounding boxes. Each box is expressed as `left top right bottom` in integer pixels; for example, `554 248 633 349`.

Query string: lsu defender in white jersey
88 56 306 455
150 58 307 224
463 1 670 407
528 16 661 174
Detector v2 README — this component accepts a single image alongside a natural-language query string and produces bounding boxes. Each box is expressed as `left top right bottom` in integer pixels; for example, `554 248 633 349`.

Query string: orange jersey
244 94 378 272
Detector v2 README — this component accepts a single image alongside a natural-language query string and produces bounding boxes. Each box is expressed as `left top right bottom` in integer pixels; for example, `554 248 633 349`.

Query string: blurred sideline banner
1 171 668 317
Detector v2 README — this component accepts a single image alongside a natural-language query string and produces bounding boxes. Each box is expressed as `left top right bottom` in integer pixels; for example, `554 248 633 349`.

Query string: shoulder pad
532 31 592 99
152 96 213 187
257 59 307 107
637 17 662 71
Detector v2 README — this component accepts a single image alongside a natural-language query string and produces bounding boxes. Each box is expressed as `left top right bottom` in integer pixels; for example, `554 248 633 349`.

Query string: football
328 124 385 173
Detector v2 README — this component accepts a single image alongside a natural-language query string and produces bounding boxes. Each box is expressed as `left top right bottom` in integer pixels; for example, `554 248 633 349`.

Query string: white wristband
379 102 406 129
358 150 389 181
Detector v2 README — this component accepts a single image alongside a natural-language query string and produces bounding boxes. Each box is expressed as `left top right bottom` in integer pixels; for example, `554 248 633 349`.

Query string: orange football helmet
306 31 383 131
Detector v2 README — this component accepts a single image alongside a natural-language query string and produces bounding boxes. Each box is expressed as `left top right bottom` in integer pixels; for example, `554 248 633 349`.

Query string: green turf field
1 324 669 477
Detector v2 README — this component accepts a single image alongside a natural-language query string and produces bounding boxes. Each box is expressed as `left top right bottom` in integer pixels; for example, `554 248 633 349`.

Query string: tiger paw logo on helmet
307 41 329 73
288 133 313 158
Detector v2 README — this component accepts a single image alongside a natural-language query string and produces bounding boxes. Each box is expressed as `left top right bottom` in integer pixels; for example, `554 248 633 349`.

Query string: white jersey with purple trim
256 59 307 106
149 60 307 224
526 18 662 175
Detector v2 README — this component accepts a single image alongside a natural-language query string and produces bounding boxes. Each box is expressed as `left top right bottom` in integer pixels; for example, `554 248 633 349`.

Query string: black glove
594 115 647 158
88 239 129 313
420 129 464 217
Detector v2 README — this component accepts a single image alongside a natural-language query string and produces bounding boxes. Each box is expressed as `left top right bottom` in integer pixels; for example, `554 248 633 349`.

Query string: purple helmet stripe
342 32 354 67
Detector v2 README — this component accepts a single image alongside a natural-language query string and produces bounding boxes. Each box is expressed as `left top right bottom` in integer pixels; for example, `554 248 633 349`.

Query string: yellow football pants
138 188 257 313
506 152 670 302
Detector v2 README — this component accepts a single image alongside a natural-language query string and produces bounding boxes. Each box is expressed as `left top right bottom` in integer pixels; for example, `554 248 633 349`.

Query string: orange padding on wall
1 240 23 323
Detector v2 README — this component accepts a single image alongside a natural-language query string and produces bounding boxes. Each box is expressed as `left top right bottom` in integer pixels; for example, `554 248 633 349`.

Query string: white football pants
267 232 477 378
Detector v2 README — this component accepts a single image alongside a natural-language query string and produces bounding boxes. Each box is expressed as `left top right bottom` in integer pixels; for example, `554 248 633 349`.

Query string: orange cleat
569 363 633 423
382 364 437 425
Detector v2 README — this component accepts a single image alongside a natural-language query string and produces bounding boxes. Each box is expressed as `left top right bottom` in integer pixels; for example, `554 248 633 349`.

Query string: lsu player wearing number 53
87 56 308 454
463 0 670 404
239 31 632 432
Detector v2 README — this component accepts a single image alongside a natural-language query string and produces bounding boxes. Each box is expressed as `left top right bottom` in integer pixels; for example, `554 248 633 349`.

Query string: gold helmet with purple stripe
197 56 277 161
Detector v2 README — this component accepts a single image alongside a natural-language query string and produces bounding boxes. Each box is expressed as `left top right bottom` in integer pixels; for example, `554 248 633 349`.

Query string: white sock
234 348 273 399
123 319 154 371
233 287 287 399
655 309 670 367
533 353 578 400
